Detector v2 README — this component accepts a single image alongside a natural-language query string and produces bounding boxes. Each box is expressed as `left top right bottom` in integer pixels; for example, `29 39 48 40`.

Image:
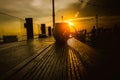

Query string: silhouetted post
41 24 46 34
24 18 34 40
48 26 52 36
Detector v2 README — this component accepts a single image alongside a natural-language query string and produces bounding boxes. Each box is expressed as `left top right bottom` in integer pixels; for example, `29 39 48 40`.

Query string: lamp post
52 0 55 28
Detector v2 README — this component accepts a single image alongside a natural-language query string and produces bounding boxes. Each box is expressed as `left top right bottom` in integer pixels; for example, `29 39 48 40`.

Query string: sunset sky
0 0 120 35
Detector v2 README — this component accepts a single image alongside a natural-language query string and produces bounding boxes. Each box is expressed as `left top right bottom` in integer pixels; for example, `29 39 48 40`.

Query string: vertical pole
52 0 55 28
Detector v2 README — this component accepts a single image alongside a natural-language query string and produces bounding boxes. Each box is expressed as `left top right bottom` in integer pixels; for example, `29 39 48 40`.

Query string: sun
68 21 74 26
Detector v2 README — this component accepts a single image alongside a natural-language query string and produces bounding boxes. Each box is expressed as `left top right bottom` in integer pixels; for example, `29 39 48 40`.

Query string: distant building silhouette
24 18 34 40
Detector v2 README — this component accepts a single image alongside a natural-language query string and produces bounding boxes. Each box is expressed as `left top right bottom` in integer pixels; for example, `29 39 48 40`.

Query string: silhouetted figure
91 26 97 46
24 18 34 40
91 26 96 35
41 24 46 34
48 26 52 36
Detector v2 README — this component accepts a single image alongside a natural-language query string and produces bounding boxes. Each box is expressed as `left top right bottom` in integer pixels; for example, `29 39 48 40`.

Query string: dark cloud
83 0 120 16
65 0 120 17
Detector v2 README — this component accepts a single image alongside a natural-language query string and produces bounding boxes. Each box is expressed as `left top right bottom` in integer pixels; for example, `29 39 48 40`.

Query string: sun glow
67 21 76 32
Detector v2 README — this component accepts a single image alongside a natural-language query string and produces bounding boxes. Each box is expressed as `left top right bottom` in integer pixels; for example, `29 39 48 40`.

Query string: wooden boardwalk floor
0 38 104 80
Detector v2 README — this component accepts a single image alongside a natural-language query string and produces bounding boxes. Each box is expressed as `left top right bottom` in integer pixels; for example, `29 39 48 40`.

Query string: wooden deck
0 38 103 80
